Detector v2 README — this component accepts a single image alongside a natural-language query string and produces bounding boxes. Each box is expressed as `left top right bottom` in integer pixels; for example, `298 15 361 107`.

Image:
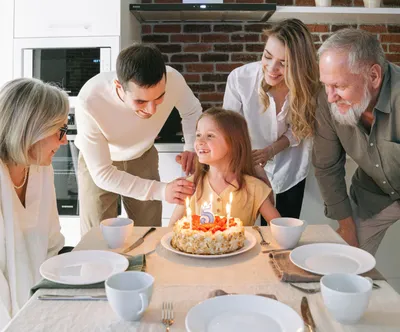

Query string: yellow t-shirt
187 174 271 226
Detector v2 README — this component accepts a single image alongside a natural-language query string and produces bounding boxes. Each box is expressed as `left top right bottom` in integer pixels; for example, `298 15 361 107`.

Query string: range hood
129 3 276 23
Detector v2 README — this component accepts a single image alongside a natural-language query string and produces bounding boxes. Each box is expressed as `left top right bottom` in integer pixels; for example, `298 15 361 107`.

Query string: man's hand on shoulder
175 151 197 175
337 217 359 247
165 177 195 205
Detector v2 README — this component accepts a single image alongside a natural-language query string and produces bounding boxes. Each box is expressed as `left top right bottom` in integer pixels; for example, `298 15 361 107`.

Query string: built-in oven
13 36 119 108
52 112 80 215
13 36 119 215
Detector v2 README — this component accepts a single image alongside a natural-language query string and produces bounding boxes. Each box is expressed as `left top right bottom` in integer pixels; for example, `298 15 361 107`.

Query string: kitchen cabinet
0 0 14 86
14 0 140 41
156 144 186 225
14 0 120 38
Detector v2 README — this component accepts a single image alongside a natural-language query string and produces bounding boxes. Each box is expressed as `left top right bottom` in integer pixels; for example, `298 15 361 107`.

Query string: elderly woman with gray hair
0 78 69 328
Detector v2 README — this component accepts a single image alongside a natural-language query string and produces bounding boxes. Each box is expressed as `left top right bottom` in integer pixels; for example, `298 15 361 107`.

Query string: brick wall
141 2 400 109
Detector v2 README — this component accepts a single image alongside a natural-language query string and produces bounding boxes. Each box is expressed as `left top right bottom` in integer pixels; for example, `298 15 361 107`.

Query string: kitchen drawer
14 0 120 38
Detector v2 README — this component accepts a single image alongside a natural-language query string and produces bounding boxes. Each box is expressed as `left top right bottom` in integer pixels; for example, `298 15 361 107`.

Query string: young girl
169 107 280 226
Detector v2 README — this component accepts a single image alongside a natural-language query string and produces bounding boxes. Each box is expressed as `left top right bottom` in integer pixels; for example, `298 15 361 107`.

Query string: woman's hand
252 146 274 168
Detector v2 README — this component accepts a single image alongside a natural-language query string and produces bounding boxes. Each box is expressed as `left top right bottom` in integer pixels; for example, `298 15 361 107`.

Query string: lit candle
186 197 190 211
186 197 192 229
187 207 192 230
229 192 233 205
226 203 231 227
209 193 213 211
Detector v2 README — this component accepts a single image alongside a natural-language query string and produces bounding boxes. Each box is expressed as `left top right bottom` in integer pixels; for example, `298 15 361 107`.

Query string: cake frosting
171 215 245 255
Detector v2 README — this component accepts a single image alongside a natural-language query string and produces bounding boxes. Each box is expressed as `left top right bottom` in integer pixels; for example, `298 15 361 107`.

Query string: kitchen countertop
155 143 184 153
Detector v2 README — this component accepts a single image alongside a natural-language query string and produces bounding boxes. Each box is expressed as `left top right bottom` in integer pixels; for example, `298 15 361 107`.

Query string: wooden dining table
4 225 400 332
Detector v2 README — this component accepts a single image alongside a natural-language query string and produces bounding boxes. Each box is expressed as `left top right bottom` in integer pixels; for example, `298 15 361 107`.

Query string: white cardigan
0 161 64 330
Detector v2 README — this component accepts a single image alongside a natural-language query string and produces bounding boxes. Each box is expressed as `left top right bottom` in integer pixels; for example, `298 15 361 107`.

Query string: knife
122 227 156 253
38 294 107 301
301 296 316 332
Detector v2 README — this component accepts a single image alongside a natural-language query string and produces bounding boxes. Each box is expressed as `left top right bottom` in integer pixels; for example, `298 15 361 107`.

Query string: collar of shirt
266 91 289 120
374 61 392 115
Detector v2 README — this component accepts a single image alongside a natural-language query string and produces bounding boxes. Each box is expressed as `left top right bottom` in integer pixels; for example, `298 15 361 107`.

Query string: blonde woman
0 78 68 328
223 19 322 222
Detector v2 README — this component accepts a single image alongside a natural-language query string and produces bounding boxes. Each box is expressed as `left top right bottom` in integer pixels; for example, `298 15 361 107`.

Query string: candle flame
226 203 231 215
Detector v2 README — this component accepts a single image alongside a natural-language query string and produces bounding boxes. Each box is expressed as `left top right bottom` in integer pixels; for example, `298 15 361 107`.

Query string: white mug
105 271 154 321
100 217 133 249
321 273 373 324
363 0 381 7
315 0 332 6
270 218 307 249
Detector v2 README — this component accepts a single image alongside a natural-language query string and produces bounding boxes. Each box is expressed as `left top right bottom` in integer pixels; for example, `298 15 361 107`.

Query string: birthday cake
171 215 245 255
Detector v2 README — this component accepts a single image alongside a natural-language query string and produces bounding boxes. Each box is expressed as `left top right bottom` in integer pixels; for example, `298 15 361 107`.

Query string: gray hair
0 78 69 165
318 28 386 74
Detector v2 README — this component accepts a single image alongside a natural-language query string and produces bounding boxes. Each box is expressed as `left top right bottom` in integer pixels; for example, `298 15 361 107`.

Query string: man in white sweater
75 44 201 235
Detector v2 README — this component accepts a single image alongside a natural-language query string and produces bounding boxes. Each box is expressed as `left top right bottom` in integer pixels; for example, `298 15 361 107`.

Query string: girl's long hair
258 19 320 139
193 107 255 201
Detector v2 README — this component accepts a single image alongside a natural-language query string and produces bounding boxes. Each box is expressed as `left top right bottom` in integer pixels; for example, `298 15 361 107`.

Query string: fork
252 225 270 246
289 282 381 294
162 302 174 331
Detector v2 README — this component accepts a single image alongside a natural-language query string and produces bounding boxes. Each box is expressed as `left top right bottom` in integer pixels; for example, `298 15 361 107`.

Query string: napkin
30 254 146 296
208 289 277 301
269 251 385 283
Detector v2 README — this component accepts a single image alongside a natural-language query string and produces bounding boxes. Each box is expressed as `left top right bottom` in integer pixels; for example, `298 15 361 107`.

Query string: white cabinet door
14 0 120 38
0 0 14 86
158 152 185 220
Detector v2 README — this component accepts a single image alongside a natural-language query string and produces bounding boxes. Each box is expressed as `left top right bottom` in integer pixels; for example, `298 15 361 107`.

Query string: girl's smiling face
195 116 230 168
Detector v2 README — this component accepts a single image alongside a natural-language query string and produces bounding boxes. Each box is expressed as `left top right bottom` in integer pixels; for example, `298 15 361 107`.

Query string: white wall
0 0 14 86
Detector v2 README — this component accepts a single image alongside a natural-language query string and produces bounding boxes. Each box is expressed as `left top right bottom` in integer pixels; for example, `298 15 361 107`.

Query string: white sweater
75 66 202 201
223 62 312 194
0 161 64 330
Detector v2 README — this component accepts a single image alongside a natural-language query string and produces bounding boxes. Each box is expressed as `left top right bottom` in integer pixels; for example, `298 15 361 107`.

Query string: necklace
13 167 28 190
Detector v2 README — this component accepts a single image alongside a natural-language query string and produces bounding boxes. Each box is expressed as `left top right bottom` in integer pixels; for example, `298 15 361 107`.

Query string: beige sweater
75 66 202 201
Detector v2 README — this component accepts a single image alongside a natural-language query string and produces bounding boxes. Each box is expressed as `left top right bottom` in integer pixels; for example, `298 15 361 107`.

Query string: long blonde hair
259 19 320 139
0 78 69 165
193 107 255 201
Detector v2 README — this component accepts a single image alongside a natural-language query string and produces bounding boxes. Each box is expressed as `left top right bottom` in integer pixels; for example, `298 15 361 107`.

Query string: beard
330 85 372 127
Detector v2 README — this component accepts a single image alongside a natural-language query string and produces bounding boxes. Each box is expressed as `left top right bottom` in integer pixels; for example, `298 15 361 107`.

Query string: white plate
40 250 129 285
186 294 304 332
290 243 376 275
160 231 256 259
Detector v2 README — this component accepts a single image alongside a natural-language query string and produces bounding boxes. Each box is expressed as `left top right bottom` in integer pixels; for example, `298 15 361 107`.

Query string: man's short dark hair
116 43 166 90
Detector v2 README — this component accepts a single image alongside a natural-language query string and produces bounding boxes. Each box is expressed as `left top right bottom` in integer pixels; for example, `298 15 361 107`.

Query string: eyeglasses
59 124 68 141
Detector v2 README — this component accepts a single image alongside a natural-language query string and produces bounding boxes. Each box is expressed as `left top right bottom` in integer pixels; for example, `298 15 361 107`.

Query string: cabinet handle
48 23 91 30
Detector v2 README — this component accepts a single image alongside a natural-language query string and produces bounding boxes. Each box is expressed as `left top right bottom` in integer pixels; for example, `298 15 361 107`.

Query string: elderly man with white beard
313 28 400 255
